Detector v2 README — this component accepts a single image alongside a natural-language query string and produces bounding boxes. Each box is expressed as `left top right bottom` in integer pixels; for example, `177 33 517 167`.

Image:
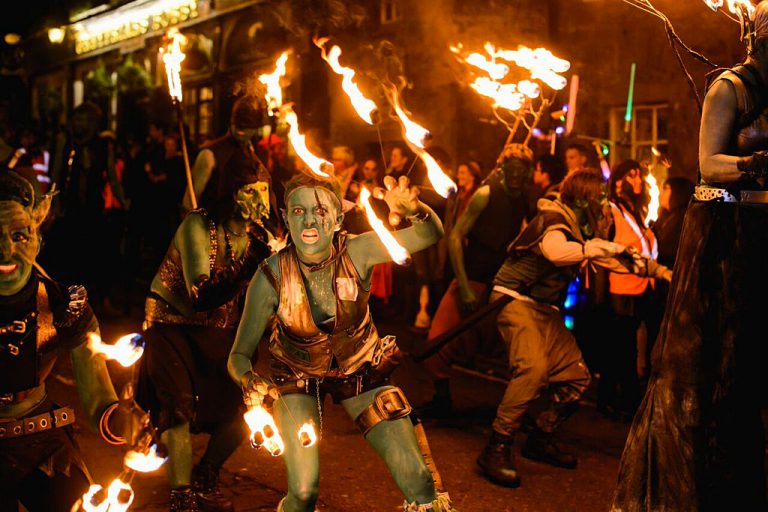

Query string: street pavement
49 314 630 512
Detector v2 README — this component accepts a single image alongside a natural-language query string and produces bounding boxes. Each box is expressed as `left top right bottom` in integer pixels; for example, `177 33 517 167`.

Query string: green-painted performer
136 158 272 511
228 172 456 511
0 171 128 511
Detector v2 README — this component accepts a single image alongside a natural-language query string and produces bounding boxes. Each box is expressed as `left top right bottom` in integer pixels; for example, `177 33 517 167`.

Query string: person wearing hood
136 155 272 511
477 169 671 489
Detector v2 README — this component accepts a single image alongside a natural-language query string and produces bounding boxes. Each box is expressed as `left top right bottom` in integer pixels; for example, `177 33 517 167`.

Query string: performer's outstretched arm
448 186 489 312
71 323 119 430
228 268 278 385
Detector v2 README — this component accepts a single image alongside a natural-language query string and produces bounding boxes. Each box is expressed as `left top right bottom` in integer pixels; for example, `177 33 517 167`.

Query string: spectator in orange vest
598 159 662 420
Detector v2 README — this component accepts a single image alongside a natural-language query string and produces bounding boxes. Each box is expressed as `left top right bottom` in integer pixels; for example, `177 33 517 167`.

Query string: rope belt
0 406 75 440
694 185 768 204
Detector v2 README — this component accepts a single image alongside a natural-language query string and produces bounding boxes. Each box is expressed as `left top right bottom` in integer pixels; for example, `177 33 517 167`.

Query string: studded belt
0 406 75 440
694 186 768 204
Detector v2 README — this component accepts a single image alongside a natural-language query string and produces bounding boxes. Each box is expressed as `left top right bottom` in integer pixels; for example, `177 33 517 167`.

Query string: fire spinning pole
161 29 197 210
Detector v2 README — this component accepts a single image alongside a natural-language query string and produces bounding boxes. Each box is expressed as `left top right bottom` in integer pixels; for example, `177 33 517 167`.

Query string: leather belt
694 186 768 204
0 406 75 440
354 387 412 436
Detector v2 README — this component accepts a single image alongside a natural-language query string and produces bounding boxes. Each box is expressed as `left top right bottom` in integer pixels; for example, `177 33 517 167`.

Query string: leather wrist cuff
738 154 768 180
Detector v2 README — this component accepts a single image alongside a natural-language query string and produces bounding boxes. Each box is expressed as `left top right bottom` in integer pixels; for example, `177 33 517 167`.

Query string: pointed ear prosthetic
31 192 53 230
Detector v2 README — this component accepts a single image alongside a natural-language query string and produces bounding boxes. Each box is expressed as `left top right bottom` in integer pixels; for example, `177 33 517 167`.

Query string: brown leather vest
145 210 241 328
262 233 380 378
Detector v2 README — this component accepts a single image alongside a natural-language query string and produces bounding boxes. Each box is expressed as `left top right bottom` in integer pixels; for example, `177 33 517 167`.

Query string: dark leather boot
476 432 521 488
521 429 577 469
192 463 234 511
170 487 199 512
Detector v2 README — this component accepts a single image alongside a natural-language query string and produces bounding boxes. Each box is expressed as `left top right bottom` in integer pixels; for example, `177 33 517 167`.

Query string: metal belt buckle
10 320 26 334
374 388 412 420
8 344 19 356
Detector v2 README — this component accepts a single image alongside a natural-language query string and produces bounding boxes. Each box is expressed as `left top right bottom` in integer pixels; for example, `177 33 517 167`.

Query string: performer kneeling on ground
0 171 131 511
137 162 271 511
478 169 671 488
228 173 456 512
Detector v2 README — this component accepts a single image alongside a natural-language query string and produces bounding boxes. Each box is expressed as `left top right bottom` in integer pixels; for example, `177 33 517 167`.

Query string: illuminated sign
73 0 199 55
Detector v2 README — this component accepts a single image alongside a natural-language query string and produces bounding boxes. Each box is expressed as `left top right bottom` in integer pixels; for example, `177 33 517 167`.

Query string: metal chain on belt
316 379 323 437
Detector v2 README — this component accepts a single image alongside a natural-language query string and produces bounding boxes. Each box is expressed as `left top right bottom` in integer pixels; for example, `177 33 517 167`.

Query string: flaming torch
298 420 318 448
388 88 457 198
259 51 289 115
359 187 411 265
80 479 134 512
244 404 285 457
87 333 144 368
124 444 168 473
645 147 662 225
315 38 379 124
160 28 197 209
282 106 334 178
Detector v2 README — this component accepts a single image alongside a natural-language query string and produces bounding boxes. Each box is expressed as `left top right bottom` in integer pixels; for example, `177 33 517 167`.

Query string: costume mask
572 185 611 240
501 157 533 191
283 187 343 260
0 192 50 296
236 181 271 223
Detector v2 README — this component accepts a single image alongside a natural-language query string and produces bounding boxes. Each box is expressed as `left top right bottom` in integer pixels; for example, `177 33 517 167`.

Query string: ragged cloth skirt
136 323 244 435
611 200 768 511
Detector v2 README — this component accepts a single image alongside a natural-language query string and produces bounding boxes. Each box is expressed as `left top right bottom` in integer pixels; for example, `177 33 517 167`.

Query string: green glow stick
624 63 636 123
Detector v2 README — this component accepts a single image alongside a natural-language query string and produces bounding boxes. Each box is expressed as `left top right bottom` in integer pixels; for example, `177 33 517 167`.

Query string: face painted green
283 187 342 261
0 201 39 296
236 181 271 222
573 185 610 239
501 158 533 193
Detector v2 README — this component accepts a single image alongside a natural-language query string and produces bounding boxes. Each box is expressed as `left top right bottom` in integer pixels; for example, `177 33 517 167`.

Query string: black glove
737 150 768 180
190 234 269 312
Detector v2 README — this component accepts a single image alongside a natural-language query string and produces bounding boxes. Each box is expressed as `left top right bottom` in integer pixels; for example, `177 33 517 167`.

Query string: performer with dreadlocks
613 3 768 510
137 154 271 511
0 171 131 510
228 172 456 512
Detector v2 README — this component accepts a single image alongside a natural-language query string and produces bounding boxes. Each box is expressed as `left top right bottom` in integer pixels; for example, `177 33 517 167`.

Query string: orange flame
160 28 186 102
389 89 457 198
282 105 333 178
465 52 510 80
491 45 570 91
244 405 285 457
80 479 134 512
87 333 144 368
298 420 318 448
359 187 410 265
469 77 526 112
259 51 289 114
705 0 755 17
645 169 661 225
124 444 167 473
315 38 378 124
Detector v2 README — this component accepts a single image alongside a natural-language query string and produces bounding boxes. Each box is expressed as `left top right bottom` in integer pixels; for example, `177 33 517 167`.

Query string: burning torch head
560 169 611 240
283 173 343 258
0 172 51 296
230 96 265 144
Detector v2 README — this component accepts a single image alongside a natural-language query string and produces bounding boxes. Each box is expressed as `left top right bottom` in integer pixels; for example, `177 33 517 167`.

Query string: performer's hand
458 283 479 315
660 268 673 282
375 175 422 226
242 372 279 410
583 239 626 259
